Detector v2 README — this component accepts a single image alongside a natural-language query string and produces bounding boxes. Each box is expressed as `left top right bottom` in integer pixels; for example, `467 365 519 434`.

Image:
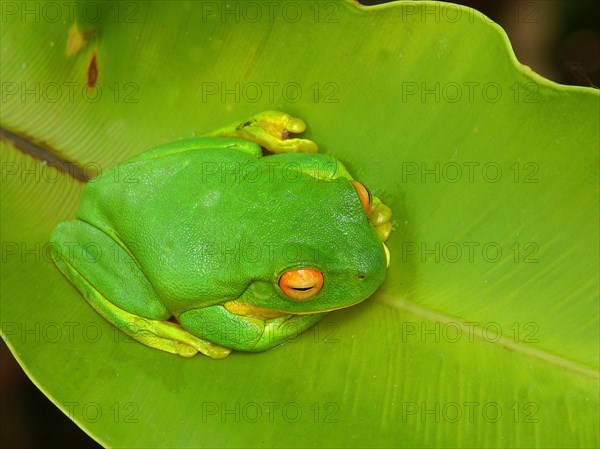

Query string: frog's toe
204 344 233 360
175 343 199 358
253 110 306 133
245 111 318 154
368 199 393 242
167 335 231 359
174 329 232 359
375 221 392 242
271 137 318 154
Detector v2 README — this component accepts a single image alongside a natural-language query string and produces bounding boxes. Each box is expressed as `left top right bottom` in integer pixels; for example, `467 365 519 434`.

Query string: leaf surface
1 1 598 447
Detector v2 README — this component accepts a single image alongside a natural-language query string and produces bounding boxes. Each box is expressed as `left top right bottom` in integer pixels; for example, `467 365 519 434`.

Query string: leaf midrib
0 126 89 182
375 293 599 380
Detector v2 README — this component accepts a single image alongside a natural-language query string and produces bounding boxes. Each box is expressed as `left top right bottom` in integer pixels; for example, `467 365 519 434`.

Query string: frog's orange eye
352 180 372 215
279 269 323 300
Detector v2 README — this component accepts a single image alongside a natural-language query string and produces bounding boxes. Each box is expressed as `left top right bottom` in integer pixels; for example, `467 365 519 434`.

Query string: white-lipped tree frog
50 111 392 359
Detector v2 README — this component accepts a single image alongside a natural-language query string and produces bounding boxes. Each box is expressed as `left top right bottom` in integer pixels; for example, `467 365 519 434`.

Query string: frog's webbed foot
368 196 392 267
209 111 318 154
87 287 232 359
127 316 232 359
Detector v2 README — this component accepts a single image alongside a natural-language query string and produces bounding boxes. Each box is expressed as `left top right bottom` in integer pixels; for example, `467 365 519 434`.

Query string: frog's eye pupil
351 180 373 215
279 269 323 300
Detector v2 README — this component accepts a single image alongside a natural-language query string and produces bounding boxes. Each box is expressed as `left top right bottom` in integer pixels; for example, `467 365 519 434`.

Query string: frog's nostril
279 269 323 300
357 274 366 280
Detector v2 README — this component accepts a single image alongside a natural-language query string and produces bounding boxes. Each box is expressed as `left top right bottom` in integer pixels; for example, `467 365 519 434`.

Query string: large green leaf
1 1 598 447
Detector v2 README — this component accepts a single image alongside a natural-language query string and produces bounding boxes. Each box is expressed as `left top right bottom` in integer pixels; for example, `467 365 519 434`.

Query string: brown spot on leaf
87 53 98 89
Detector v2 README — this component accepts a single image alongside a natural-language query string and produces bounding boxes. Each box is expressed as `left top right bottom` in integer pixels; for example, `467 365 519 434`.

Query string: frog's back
76 138 367 307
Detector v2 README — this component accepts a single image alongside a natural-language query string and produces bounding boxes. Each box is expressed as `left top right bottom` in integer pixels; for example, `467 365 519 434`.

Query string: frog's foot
126 316 232 359
74 274 232 359
368 196 392 267
210 111 318 154
368 196 392 242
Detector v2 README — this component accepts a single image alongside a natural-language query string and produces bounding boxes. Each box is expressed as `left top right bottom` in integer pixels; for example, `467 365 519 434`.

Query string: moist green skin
50 113 389 359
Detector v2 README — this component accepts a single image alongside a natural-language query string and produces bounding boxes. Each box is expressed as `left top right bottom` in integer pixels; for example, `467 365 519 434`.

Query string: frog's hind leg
207 110 318 154
50 221 231 359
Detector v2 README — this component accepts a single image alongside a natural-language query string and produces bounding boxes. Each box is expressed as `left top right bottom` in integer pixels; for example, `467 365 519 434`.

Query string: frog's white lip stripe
384 243 390 268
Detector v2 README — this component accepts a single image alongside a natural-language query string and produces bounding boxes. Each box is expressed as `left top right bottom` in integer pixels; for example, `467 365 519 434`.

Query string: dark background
360 0 599 87
1 1 598 448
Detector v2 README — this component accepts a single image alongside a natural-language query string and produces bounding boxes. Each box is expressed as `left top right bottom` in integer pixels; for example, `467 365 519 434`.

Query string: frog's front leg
50 222 231 359
178 306 326 352
207 110 318 154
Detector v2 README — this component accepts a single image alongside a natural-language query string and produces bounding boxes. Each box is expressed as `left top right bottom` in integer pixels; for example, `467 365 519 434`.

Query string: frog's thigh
179 306 326 352
50 221 231 358
51 221 168 318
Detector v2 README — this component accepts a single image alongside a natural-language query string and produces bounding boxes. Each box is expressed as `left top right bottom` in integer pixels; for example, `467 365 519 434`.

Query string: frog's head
235 162 392 316
275 231 389 315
